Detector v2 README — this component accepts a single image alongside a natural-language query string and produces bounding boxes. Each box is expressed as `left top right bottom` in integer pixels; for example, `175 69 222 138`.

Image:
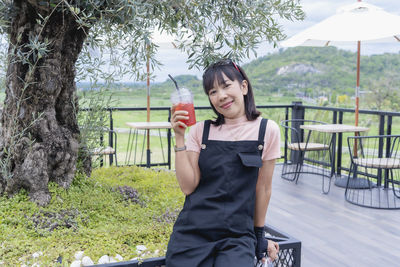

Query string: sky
151 0 400 82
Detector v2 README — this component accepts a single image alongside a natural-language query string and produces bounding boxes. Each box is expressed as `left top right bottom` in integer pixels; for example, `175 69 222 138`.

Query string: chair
81 125 118 166
281 119 333 194
346 135 400 209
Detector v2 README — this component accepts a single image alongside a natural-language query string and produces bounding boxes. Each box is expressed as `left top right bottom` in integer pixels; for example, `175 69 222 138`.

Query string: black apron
166 119 268 267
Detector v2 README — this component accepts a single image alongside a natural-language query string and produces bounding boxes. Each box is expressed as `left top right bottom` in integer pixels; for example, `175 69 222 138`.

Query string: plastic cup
171 87 196 127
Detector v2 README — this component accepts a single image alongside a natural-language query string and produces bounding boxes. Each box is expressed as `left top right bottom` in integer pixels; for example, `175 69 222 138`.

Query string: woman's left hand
266 239 279 262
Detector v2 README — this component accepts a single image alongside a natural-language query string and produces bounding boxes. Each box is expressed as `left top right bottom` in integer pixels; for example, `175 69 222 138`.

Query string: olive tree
0 0 303 205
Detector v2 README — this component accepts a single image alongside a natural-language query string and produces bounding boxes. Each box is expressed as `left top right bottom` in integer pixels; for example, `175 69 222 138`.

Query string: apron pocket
238 152 262 168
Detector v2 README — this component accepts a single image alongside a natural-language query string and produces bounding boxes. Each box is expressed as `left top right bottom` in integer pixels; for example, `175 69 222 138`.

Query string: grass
0 166 185 266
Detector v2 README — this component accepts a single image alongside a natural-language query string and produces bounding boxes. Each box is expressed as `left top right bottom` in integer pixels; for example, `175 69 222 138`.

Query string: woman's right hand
171 105 189 137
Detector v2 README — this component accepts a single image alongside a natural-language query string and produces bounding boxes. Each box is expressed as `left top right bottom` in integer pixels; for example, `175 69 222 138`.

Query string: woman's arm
254 159 279 262
171 107 201 195
254 159 276 226
175 149 200 195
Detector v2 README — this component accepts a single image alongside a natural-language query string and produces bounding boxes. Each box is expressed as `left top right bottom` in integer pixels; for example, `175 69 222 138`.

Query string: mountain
95 46 400 106
243 46 400 98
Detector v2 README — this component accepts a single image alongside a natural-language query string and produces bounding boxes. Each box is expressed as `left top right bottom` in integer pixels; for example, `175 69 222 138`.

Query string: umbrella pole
354 41 361 158
146 45 151 168
355 41 360 127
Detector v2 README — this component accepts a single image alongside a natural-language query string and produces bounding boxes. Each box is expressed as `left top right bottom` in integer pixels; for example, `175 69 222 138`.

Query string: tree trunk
0 1 88 206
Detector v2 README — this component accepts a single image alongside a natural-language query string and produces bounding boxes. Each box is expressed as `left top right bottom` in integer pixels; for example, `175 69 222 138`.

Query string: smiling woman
166 59 282 267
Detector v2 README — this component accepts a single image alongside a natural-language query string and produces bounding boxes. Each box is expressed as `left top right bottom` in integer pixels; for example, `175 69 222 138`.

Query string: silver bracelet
174 145 186 152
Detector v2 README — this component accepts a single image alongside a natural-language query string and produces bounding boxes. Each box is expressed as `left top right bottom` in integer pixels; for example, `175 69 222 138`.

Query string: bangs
203 65 241 94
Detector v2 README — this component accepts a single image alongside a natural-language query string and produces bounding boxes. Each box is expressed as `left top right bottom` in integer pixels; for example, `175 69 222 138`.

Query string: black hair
202 59 260 125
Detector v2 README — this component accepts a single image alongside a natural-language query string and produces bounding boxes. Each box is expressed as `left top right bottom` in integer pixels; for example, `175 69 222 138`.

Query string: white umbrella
281 0 400 126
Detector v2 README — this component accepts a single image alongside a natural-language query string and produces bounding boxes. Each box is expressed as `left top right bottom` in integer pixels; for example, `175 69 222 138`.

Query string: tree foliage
0 0 305 83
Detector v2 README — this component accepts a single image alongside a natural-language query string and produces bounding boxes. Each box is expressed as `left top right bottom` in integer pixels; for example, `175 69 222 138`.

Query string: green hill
86 47 400 109
146 46 400 102
243 46 400 99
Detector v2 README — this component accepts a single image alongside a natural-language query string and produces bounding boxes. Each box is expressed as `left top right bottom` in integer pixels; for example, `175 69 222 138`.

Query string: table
125 122 172 168
300 124 369 188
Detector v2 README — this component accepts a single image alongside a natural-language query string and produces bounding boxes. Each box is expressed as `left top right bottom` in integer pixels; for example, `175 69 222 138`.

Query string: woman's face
208 73 248 120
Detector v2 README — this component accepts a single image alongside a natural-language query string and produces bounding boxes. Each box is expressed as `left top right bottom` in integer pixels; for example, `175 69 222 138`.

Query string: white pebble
70 260 81 267
109 257 117 263
81 256 94 266
136 245 147 251
130 257 138 261
154 249 160 255
114 254 124 261
32 251 43 258
97 255 110 264
74 251 85 260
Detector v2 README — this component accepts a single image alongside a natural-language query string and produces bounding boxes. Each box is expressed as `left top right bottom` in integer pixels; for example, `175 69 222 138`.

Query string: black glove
254 226 268 260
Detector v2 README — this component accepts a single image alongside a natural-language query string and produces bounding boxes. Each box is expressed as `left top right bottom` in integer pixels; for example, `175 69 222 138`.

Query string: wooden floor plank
267 164 400 266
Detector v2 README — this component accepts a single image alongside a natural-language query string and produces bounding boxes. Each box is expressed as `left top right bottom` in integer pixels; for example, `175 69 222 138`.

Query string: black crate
95 224 301 267
265 224 301 267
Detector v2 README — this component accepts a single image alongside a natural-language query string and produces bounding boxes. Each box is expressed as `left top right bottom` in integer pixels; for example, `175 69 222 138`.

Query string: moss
0 166 184 266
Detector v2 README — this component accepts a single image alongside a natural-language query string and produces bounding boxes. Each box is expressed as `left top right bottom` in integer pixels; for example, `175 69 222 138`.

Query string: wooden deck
267 164 400 267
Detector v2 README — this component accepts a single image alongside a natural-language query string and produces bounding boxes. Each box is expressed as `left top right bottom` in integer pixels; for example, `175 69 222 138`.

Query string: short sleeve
185 121 204 153
262 120 281 161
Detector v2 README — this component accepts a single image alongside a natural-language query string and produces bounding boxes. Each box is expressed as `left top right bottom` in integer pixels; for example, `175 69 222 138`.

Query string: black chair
81 125 118 166
281 119 333 194
346 135 400 209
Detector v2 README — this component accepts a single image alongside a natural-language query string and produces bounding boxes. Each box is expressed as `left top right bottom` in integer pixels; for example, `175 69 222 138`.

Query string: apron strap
202 120 211 144
258 118 268 144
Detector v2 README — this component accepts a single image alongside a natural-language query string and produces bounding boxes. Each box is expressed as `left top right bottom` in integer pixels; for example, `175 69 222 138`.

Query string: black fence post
384 116 393 187
283 107 289 163
291 102 305 164
337 111 344 176
168 109 172 169
100 130 104 167
377 115 385 186
109 109 114 165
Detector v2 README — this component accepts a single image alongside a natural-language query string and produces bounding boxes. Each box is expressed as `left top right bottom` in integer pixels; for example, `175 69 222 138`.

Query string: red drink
170 86 196 127
175 103 196 126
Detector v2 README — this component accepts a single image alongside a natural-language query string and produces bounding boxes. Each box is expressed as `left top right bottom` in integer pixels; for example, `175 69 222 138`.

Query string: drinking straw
168 74 180 91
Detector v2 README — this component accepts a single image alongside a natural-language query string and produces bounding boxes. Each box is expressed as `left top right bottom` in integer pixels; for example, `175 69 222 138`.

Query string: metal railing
86 102 400 179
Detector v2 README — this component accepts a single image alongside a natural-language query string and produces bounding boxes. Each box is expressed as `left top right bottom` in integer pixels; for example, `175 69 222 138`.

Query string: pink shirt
186 115 281 161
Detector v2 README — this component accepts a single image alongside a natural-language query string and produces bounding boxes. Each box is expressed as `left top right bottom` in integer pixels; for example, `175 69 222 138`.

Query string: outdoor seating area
280 119 333 194
345 135 400 209
278 116 400 209
80 125 118 166
124 121 172 168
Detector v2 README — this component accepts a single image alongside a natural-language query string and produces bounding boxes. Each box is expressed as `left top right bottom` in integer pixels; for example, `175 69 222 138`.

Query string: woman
166 59 281 267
